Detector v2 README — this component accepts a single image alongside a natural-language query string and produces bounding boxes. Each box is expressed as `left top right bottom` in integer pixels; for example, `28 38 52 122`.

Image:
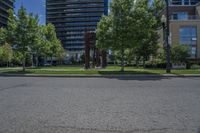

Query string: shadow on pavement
102 75 171 81
98 70 161 75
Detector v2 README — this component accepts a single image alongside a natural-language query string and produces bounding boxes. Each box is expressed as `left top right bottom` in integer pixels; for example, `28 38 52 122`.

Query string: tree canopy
0 7 65 70
96 0 162 70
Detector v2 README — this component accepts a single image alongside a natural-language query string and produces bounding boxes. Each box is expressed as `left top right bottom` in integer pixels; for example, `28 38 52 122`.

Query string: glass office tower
46 0 109 57
0 0 14 27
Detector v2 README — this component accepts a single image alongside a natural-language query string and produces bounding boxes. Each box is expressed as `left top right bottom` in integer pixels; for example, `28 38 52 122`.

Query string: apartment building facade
46 0 109 60
0 0 14 27
161 0 200 59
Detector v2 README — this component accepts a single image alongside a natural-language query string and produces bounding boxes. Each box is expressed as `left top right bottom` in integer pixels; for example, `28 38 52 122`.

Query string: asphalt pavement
0 76 200 133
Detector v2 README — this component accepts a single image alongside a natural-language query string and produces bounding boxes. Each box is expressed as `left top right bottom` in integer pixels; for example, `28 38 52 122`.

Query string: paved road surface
0 76 200 133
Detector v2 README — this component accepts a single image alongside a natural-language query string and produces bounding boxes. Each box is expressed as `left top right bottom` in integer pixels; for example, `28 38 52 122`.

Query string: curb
1 74 200 78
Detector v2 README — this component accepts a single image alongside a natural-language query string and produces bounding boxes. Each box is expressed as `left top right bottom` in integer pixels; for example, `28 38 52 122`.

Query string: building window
179 26 197 58
170 0 200 5
172 12 188 20
171 0 182 5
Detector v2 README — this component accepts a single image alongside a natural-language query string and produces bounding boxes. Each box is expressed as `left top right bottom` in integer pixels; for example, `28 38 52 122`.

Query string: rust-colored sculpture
84 31 107 69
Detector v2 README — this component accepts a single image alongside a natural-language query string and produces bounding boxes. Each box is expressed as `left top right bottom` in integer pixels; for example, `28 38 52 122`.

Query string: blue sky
15 0 46 25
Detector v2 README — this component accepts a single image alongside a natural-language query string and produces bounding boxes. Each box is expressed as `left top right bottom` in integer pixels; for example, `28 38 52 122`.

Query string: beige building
161 0 200 59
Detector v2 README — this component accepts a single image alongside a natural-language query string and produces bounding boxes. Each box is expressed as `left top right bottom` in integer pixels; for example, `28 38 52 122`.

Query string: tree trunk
136 57 140 68
102 51 107 68
51 56 53 66
31 54 34 67
120 49 125 72
22 57 26 72
121 64 124 72
36 55 39 67
143 58 145 68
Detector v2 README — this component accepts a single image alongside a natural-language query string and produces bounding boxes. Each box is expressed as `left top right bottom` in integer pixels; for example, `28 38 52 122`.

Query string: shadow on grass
98 71 169 81
0 70 34 75
0 69 171 81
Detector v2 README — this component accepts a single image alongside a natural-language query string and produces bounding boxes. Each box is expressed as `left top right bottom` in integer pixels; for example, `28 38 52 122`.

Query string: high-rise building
46 0 109 59
0 0 14 27
159 0 200 59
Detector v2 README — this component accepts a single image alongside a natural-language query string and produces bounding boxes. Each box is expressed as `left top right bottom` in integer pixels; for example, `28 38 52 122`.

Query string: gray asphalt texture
0 76 200 133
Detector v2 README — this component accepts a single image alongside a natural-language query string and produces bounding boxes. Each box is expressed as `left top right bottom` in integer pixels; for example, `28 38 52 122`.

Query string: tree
2 7 65 68
12 51 23 66
54 40 65 63
124 49 135 65
171 45 190 63
44 23 64 65
0 47 3 64
0 43 13 66
97 0 135 71
0 28 6 45
5 9 17 45
96 15 113 51
132 0 160 67
32 25 51 67
7 7 39 71
134 31 159 67
150 0 165 28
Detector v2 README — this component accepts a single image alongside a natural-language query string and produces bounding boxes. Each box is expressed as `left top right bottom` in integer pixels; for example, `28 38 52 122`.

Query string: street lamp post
162 0 171 73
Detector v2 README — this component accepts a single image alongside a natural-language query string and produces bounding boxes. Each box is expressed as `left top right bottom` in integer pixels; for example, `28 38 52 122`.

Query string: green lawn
0 66 200 75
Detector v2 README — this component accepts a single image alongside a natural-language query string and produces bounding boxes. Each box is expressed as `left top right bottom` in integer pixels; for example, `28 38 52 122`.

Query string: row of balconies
0 12 9 19
47 12 104 18
170 15 200 20
46 10 104 15
0 19 7 25
0 0 13 9
46 1 104 6
57 31 86 35
54 23 98 28
56 28 96 32
55 25 97 30
169 0 200 6
47 5 104 11
48 18 100 23
47 16 103 23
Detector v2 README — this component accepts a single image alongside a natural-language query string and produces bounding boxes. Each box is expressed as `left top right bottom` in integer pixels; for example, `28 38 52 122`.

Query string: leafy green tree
7 7 39 71
2 7 65 68
6 9 17 45
171 45 190 63
0 28 7 45
97 0 135 71
96 15 113 51
149 0 165 28
0 43 13 66
97 0 164 70
44 23 65 65
12 51 23 66
132 0 160 67
32 25 50 66
0 47 3 64
124 49 135 65
54 40 65 63
111 0 136 71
